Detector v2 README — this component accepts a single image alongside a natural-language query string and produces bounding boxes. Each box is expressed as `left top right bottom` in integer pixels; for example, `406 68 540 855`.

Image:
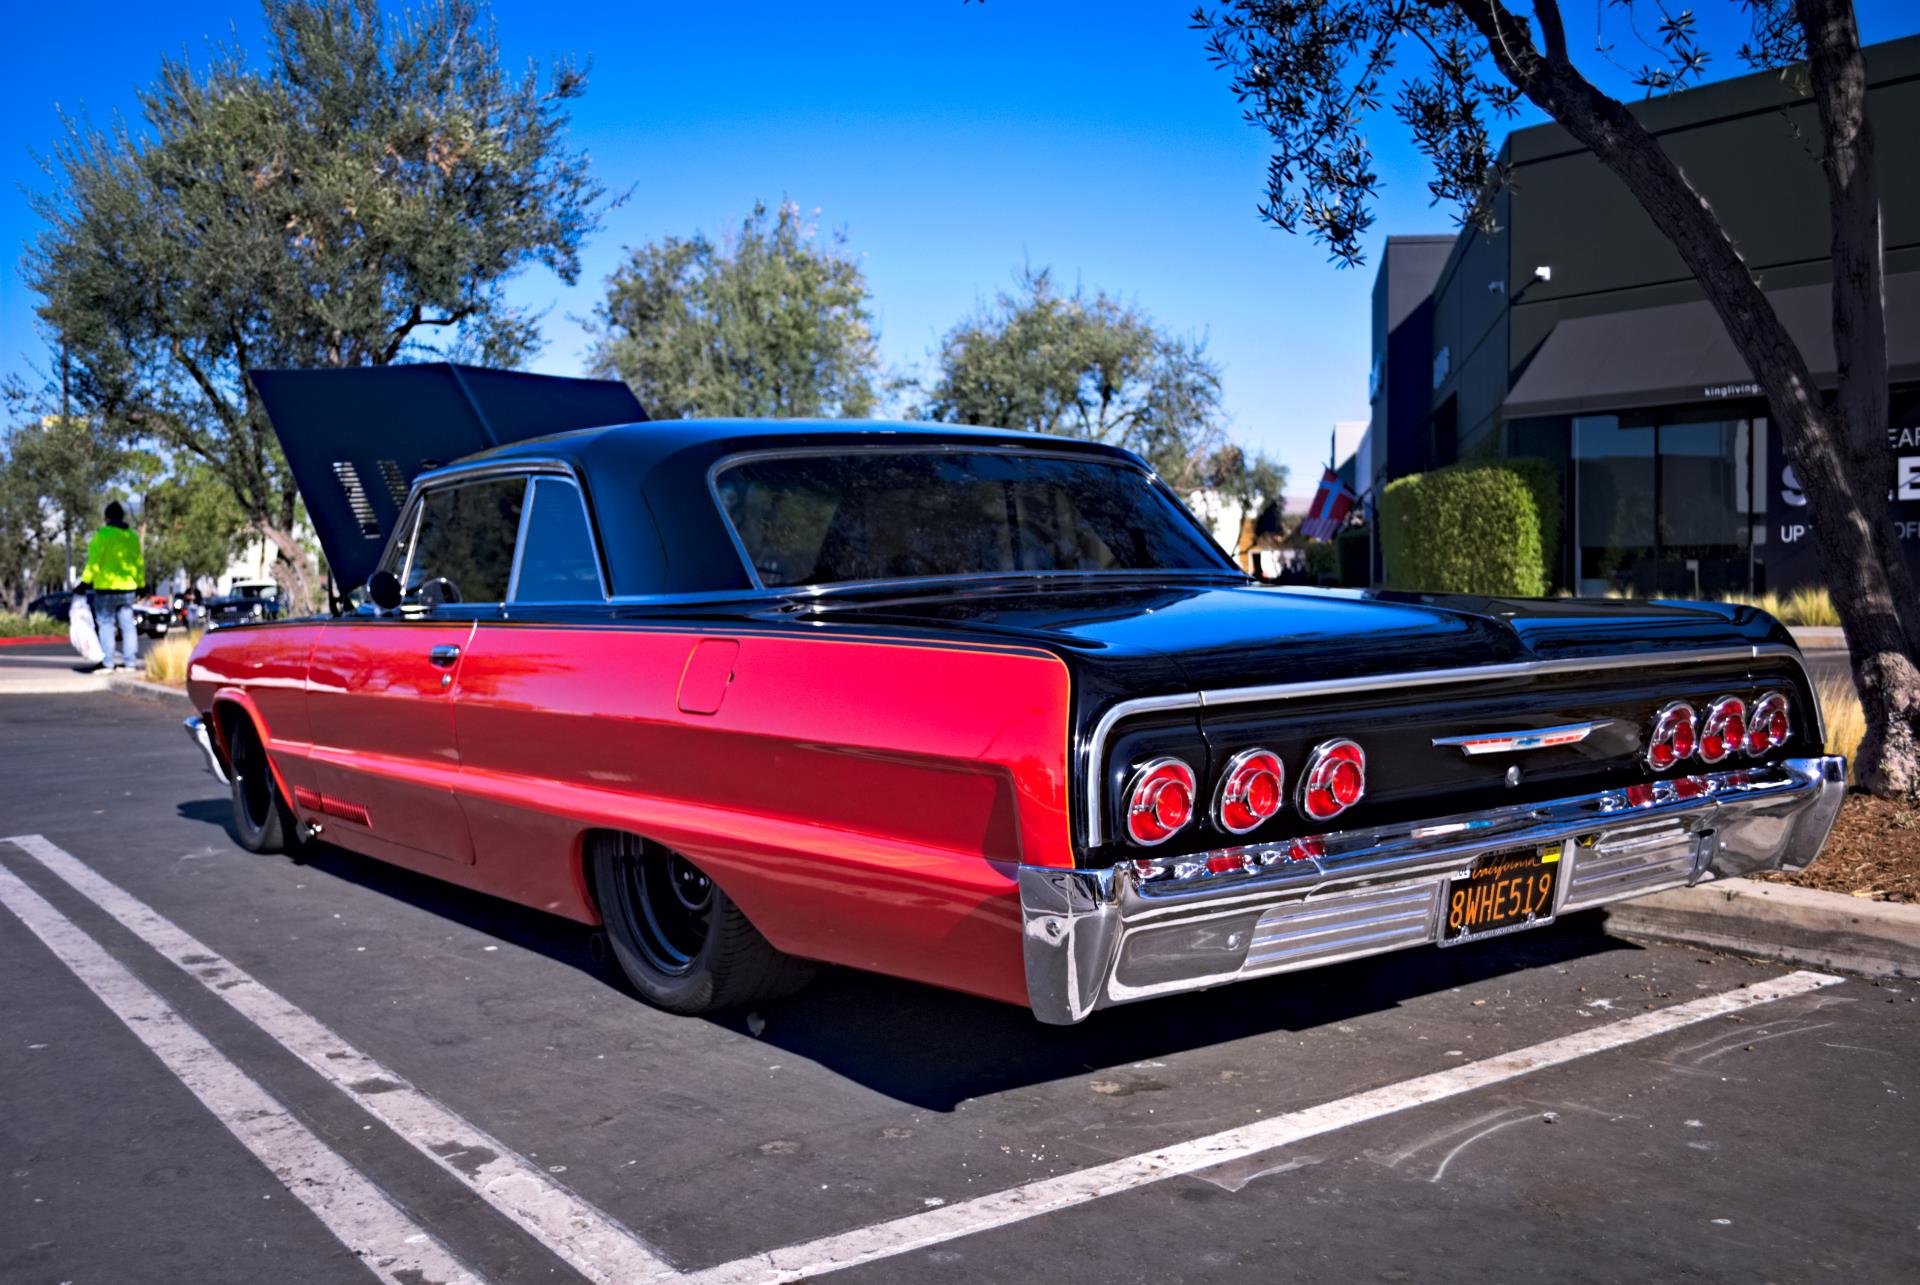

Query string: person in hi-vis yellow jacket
80 501 144 670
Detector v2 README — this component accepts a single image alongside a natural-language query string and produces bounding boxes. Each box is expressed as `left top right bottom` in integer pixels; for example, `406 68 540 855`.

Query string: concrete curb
1789 626 1846 648
107 672 190 706
1604 877 1920 979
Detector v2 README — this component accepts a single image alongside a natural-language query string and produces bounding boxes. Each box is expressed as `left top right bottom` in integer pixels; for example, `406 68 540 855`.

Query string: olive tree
26 0 601 607
589 200 884 419
923 268 1283 513
1194 0 1918 795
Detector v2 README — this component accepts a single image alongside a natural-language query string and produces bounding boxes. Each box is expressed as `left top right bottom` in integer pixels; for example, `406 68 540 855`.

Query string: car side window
403 477 526 608
511 477 604 601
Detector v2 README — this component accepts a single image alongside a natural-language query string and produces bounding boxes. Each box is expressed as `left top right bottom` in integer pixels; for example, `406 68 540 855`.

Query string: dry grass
1815 671 1866 779
1717 587 1841 628
144 631 202 686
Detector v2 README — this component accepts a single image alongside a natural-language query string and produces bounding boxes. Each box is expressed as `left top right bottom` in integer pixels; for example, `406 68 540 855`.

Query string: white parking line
0 861 478 1285
4 831 1849 1285
687 969 1844 1285
3 834 676 1285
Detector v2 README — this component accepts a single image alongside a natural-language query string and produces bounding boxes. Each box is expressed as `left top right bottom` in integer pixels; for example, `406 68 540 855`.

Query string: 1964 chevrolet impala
183 366 1844 1023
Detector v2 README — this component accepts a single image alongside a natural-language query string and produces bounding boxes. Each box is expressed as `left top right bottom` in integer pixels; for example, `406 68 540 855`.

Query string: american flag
1297 468 1357 541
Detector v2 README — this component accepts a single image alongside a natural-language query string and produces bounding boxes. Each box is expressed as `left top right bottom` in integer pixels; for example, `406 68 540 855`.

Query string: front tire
591 834 814 1014
227 716 296 854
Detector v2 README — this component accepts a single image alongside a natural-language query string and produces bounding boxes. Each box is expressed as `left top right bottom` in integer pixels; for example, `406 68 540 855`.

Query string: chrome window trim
370 459 611 610
504 476 537 603
703 443 1240 593
508 475 609 604
1082 642 1824 847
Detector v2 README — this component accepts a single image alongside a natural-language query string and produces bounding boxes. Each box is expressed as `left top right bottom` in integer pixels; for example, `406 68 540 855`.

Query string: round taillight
1124 756 1197 846
1215 748 1285 834
1746 691 1791 755
1646 701 1697 771
1698 696 1747 764
1298 739 1365 822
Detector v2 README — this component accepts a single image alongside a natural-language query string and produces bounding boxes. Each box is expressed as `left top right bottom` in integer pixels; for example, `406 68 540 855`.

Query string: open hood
250 364 645 597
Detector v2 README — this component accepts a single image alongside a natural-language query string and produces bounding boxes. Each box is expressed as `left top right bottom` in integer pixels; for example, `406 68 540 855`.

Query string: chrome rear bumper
184 715 230 786
1020 756 1846 1024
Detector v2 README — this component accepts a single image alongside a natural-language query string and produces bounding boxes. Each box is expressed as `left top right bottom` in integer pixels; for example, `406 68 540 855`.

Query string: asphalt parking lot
2 689 1915 1284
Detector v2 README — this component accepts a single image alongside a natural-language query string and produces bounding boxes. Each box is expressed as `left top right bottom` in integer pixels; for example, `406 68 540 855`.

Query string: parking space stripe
3 834 677 1285
0 860 479 1285
687 969 1844 1285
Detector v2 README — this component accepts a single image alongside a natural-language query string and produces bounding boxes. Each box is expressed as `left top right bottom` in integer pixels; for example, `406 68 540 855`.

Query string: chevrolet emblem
1432 721 1607 756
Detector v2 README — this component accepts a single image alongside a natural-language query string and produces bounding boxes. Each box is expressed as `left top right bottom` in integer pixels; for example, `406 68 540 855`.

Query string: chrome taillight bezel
1123 756 1197 847
1746 690 1791 756
1213 747 1285 835
1697 695 1748 765
1297 738 1366 823
1645 700 1698 771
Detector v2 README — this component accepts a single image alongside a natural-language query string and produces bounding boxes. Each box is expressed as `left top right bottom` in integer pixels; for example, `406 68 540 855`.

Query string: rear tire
227 716 296 854
591 834 815 1014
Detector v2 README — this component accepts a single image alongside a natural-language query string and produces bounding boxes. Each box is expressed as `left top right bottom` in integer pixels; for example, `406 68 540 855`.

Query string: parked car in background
205 580 282 629
133 595 173 639
181 367 1845 1025
25 590 73 620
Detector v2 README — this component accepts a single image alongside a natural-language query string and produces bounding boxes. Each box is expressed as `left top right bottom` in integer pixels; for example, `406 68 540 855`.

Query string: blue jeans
92 591 137 667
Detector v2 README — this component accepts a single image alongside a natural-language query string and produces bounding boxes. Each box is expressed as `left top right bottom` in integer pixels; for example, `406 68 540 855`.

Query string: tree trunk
1453 0 1920 797
1800 0 1920 655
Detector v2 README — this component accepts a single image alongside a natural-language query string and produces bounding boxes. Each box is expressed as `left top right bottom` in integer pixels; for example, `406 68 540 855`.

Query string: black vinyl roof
437 418 1145 596
250 361 1145 598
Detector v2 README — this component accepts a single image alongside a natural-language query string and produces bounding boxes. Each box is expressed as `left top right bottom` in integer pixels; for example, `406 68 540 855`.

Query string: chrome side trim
1082 642 1821 847
1026 755 1845 1023
184 716 229 786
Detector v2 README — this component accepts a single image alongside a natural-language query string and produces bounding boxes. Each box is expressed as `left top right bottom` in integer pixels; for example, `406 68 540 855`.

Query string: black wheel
591 834 814 1014
227 716 297 854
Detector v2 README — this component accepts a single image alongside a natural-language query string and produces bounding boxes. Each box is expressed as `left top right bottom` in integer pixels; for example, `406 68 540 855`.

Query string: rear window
712 450 1229 588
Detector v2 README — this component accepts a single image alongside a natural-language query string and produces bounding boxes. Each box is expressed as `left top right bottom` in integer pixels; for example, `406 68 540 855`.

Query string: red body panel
187 619 1072 1007
304 622 477 862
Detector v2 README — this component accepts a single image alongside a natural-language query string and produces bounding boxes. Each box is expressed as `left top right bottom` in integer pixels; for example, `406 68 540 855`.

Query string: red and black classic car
184 365 1844 1024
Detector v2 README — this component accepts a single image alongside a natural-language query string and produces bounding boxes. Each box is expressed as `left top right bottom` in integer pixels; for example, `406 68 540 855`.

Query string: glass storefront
1572 411 1767 597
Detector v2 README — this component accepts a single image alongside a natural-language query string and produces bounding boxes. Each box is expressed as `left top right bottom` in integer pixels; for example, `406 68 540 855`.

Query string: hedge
1379 458 1561 596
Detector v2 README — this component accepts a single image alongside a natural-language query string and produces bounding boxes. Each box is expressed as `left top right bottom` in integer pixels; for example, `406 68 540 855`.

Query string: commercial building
1362 34 1920 596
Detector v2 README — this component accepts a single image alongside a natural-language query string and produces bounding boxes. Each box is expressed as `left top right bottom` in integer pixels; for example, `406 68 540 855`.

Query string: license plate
1439 843 1565 945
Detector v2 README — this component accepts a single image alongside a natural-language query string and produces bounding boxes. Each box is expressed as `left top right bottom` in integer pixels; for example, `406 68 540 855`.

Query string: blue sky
4 1 1916 493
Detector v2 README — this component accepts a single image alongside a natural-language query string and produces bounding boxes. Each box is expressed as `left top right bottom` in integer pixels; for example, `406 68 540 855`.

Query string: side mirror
367 570 403 611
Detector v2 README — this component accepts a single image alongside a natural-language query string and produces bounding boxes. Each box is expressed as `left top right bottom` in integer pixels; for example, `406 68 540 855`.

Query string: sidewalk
0 643 120 695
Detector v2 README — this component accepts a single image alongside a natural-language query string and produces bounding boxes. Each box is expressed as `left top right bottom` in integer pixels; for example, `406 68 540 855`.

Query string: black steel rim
234 733 272 833
615 847 713 977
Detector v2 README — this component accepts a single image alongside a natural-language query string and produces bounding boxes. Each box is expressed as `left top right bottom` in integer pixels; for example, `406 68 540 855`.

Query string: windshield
711 450 1233 589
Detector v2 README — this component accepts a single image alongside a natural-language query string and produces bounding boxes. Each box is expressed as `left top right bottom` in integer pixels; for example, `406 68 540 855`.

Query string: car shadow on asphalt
174 798 1642 1112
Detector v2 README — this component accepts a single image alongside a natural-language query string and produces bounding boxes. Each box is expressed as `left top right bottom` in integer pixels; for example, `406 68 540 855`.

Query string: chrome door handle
428 645 461 667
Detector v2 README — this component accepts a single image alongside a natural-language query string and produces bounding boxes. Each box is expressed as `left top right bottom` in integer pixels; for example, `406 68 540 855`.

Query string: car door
305 472 530 864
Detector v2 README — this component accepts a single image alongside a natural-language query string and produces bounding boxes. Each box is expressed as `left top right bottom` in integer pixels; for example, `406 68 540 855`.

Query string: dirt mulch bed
1755 793 1920 903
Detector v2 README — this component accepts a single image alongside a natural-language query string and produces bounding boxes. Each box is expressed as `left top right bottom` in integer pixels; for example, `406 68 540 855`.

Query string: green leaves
1379 460 1558 596
26 0 601 596
588 200 882 420
922 268 1241 490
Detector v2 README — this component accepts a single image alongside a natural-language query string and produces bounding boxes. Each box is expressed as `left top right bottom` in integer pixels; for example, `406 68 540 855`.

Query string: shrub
0 611 68 639
1379 462 1552 596
1334 525 1371 586
144 631 202 687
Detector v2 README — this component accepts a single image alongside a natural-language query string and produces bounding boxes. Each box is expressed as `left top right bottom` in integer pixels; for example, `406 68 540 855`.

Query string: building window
1573 412 1766 597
